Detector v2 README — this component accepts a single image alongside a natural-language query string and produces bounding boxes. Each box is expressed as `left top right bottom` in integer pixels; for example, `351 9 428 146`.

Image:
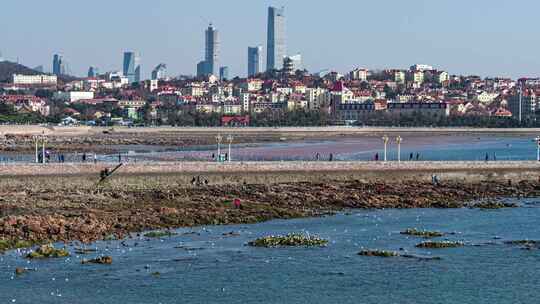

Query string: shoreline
0 164 539 252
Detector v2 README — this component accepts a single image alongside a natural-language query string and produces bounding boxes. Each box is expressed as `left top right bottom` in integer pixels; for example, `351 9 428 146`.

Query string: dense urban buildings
266 6 286 71
123 51 141 83
248 46 263 77
0 6 537 127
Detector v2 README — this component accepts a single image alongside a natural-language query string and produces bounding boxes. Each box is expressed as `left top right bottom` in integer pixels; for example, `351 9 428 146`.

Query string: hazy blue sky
2 0 540 79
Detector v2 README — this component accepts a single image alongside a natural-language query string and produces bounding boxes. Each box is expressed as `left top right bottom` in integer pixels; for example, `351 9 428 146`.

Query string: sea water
1 199 539 304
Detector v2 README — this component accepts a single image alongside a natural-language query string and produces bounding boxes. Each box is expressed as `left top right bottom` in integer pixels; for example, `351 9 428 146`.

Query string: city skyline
3 1 540 79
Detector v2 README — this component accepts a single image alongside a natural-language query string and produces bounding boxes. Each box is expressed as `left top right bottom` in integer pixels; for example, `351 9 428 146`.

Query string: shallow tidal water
1 199 540 304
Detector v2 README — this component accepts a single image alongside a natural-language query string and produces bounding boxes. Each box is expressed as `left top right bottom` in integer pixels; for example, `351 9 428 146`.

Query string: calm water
101 134 540 162
2 134 539 163
2 199 540 304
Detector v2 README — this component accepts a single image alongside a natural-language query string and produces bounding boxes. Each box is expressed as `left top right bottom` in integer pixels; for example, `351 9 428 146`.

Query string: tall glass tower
248 46 262 77
205 24 219 76
123 51 141 83
53 54 65 76
267 6 286 71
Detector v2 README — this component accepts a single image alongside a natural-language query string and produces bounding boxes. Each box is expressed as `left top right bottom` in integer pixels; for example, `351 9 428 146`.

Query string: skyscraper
87 66 99 78
248 46 262 77
53 54 66 76
205 23 219 76
123 51 141 83
267 6 286 71
219 66 229 81
151 63 167 80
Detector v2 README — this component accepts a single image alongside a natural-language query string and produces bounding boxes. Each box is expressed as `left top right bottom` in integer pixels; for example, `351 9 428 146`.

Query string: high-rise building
87 66 99 78
248 46 262 77
205 23 219 76
151 63 167 80
219 66 229 81
53 54 66 76
197 61 208 78
267 6 286 71
123 51 141 83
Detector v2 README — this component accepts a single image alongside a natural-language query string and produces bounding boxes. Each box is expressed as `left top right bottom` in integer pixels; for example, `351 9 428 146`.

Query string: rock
82 256 113 265
26 245 70 259
248 233 328 248
400 228 444 238
358 249 399 257
416 241 464 249
15 268 27 275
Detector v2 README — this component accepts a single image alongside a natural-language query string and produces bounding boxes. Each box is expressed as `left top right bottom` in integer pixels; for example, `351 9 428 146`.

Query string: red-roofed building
221 115 250 127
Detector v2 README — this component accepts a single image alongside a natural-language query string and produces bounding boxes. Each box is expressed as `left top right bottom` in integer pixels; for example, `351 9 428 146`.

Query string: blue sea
2 199 539 304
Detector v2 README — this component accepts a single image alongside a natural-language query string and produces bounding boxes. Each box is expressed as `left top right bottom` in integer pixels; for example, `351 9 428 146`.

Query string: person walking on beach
329 153 334 162
416 153 420 161
374 153 379 161
316 153 320 161
409 153 414 161
82 153 87 163
485 153 489 163
118 153 122 163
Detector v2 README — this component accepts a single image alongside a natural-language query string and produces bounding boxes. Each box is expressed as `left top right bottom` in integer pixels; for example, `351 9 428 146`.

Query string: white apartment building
54 91 95 103
350 68 368 81
305 88 328 110
12 74 57 85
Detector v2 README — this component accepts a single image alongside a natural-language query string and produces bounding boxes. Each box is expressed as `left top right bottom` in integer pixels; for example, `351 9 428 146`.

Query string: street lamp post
41 135 46 164
33 136 39 163
227 135 233 163
215 134 223 162
396 136 403 163
535 136 540 161
382 135 389 162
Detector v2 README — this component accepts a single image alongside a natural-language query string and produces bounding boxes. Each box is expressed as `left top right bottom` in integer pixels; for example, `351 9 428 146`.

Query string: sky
2 0 540 79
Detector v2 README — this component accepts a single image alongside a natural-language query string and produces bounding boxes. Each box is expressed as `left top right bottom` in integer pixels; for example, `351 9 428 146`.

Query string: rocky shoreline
0 178 539 252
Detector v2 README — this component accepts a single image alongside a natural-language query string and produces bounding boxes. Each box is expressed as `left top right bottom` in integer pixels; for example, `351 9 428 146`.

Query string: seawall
0 161 538 185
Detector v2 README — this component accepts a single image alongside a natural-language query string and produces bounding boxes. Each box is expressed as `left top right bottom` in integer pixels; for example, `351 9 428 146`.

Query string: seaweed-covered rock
0 239 33 252
358 250 399 257
400 228 444 238
82 256 113 265
144 231 177 238
416 241 464 249
26 245 70 259
504 240 539 246
248 234 328 248
472 201 518 209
